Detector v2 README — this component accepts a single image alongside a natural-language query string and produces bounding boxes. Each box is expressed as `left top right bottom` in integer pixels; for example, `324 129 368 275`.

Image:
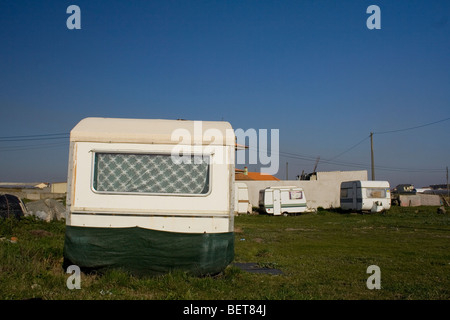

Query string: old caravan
234 182 251 214
340 180 391 212
259 186 307 215
63 117 235 275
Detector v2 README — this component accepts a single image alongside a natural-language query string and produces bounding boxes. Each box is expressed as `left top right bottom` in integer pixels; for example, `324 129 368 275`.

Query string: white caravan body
64 117 236 275
259 186 307 215
234 182 251 214
340 180 391 212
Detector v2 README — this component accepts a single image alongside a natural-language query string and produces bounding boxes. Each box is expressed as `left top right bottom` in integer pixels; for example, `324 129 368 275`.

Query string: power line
0 133 69 142
0 136 69 142
245 145 445 173
0 141 68 152
281 153 445 173
0 133 69 139
328 135 371 161
369 116 450 178
374 117 450 135
1 124 446 174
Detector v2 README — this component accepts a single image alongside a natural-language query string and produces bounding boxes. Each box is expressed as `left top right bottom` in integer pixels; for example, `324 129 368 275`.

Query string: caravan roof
70 117 235 146
341 180 390 188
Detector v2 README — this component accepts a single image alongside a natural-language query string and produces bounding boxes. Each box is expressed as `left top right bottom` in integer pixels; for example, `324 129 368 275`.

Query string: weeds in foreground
0 207 449 300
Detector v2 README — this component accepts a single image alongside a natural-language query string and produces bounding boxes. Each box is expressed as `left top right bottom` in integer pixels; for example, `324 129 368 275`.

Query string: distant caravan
259 186 309 216
340 180 391 213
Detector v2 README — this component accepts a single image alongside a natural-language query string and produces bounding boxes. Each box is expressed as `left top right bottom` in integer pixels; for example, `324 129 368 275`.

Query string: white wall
51 182 67 194
239 170 368 210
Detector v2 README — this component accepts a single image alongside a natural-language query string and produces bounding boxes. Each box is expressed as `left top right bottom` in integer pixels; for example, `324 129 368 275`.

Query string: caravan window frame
289 190 303 200
365 188 387 199
90 150 212 197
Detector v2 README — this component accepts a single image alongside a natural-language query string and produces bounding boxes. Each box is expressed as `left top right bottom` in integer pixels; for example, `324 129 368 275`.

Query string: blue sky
0 0 449 187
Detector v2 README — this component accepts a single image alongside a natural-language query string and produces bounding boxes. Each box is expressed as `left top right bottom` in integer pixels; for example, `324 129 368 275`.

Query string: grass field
0 206 449 300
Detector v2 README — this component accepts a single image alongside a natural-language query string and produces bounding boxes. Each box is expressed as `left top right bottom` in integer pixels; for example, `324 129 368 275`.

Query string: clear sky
0 0 449 187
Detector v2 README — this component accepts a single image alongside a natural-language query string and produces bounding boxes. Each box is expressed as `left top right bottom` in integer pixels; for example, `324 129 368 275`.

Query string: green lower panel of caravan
63 226 234 276
265 204 307 209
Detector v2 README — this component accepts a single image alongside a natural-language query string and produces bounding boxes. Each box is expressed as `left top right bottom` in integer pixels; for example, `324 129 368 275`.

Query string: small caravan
234 182 251 214
63 117 236 276
340 180 391 212
259 186 307 215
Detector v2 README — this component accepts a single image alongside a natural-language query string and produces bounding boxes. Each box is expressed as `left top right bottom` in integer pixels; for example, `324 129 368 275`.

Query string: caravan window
340 188 350 198
289 190 303 200
92 152 210 195
366 188 386 198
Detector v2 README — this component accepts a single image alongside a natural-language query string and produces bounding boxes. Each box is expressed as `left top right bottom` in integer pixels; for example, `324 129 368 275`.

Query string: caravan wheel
283 212 288 217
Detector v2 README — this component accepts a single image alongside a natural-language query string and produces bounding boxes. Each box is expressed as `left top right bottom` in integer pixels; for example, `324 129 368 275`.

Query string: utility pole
370 132 375 180
447 166 449 202
286 162 288 180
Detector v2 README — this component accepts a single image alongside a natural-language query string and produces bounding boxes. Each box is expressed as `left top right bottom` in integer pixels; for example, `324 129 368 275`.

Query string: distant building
0 182 66 200
51 182 67 194
430 184 448 190
235 167 280 181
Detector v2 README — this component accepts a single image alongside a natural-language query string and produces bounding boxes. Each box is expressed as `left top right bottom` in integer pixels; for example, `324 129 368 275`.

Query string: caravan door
273 189 281 215
352 182 357 209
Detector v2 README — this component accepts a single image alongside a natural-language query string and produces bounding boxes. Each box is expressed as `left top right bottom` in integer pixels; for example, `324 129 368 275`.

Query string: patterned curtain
93 153 210 194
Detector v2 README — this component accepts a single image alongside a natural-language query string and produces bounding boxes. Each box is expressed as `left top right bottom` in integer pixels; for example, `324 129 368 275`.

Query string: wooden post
370 132 375 180
447 166 449 203
286 162 288 180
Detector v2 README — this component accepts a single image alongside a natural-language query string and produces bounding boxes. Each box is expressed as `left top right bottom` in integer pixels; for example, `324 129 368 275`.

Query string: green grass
0 206 449 300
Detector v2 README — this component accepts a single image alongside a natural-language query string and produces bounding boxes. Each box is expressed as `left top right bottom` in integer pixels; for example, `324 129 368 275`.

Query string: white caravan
259 186 307 215
234 182 251 215
340 180 391 213
63 117 236 276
